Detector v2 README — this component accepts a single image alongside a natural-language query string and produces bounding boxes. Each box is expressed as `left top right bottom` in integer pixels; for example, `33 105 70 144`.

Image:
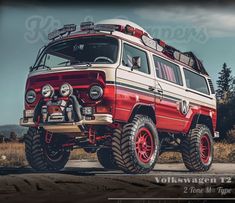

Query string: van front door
115 42 155 122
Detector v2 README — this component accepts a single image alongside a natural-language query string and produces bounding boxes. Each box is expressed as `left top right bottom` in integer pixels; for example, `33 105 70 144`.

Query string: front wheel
112 115 159 174
25 128 70 171
181 124 214 172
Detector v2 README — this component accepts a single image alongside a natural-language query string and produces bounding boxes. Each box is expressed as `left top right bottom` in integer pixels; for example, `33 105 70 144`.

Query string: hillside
0 125 27 138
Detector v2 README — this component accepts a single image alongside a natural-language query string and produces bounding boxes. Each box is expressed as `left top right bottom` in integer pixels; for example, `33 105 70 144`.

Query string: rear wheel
112 115 159 174
25 127 70 171
97 148 117 169
181 124 213 171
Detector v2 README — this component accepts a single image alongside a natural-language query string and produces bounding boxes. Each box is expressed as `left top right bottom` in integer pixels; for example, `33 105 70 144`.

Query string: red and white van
20 19 218 174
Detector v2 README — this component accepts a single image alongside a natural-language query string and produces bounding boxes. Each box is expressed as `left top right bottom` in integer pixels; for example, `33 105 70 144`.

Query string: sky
0 3 235 125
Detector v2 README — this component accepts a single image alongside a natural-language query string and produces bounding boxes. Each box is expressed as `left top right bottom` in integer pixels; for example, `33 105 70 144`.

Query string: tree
216 63 233 103
0 133 4 143
9 131 17 142
216 63 235 141
232 76 235 98
217 98 235 140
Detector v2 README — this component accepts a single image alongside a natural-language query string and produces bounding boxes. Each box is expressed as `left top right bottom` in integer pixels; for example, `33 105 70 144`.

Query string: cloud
134 5 235 38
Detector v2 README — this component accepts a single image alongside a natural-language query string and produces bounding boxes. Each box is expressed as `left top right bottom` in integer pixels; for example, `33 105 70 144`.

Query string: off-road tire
25 127 70 171
181 124 214 172
97 147 117 169
112 114 159 174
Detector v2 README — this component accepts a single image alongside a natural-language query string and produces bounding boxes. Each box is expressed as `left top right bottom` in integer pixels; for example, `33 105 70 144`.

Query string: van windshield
33 36 119 71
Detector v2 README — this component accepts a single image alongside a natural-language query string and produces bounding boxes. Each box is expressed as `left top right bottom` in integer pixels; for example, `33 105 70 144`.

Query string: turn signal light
96 106 111 113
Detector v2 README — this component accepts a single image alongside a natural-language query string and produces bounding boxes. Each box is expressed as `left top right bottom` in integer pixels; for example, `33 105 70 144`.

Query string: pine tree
216 63 233 103
232 76 235 98
10 131 17 142
216 63 235 141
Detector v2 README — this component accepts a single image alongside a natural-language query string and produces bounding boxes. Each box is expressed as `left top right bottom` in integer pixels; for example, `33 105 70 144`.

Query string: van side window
184 69 209 95
122 43 150 74
153 56 183 85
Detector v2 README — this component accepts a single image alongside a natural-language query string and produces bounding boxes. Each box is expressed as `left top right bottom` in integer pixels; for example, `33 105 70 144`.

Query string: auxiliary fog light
41 84 54 98
60 83 73 97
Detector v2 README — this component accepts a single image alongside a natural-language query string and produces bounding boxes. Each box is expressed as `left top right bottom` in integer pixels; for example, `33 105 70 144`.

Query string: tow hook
88 127 96 144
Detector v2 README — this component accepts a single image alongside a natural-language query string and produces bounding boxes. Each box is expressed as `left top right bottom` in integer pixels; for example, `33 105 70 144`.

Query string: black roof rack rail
153 38 208 76
183 52 208 75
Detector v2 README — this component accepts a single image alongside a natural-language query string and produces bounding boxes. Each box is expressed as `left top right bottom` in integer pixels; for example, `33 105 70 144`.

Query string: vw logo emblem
180 100 189 115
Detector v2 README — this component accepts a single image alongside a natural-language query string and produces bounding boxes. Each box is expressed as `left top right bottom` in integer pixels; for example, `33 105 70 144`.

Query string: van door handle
158 89 163 94
148 86 155 91
157 89 163 101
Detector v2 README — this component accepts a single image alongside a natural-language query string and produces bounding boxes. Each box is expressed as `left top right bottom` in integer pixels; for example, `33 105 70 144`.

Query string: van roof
96 19 152 38
47 20 209 76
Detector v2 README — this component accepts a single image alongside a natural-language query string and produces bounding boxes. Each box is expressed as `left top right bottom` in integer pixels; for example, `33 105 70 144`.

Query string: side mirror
29 66 33 72
131 56 141 71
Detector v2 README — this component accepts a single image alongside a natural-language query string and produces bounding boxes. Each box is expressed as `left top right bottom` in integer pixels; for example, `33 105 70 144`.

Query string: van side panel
114 86 155 122
155 99 187 133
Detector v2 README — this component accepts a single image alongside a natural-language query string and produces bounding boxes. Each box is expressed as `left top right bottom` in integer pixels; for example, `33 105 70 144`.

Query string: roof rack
142 35 208 75
47 22 208 76
150 38 208 75
48 24 77 41
183 52 208 75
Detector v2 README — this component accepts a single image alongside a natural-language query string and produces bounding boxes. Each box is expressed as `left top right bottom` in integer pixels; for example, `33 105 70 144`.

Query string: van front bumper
20 114 113 133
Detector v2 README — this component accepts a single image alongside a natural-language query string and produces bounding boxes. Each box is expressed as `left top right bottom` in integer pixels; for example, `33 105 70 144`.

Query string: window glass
184 69 209 95
153 56 183 85
207 79 215 94
34 36 119 70
122 43 150 74
44 54 68 67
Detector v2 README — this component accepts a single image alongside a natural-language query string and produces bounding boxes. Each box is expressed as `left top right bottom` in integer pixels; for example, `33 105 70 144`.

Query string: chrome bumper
20 114 113 133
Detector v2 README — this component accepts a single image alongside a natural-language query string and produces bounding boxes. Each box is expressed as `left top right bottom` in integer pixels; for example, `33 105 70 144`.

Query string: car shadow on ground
0 166 188 176
0 167 122 176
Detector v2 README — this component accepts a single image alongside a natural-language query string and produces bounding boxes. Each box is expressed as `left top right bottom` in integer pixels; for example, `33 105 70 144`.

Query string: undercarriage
21 94 214 173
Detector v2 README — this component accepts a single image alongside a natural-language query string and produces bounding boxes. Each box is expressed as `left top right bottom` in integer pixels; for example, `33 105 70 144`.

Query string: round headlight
25 90 36 104
41 84 54 98
60 83 73 97
89 85 103 100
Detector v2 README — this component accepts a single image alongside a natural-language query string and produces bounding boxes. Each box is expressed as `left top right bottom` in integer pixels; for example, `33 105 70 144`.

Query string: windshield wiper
32 64 51 71
31 61 92 72
57 61 92 67
72 61 92 68
58 61 71 66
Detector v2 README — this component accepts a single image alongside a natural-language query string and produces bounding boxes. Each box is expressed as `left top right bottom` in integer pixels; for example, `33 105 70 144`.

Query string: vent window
208 79 215 94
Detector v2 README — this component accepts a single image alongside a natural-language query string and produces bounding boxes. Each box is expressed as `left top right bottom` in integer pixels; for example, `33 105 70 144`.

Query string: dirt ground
1 142 235 167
